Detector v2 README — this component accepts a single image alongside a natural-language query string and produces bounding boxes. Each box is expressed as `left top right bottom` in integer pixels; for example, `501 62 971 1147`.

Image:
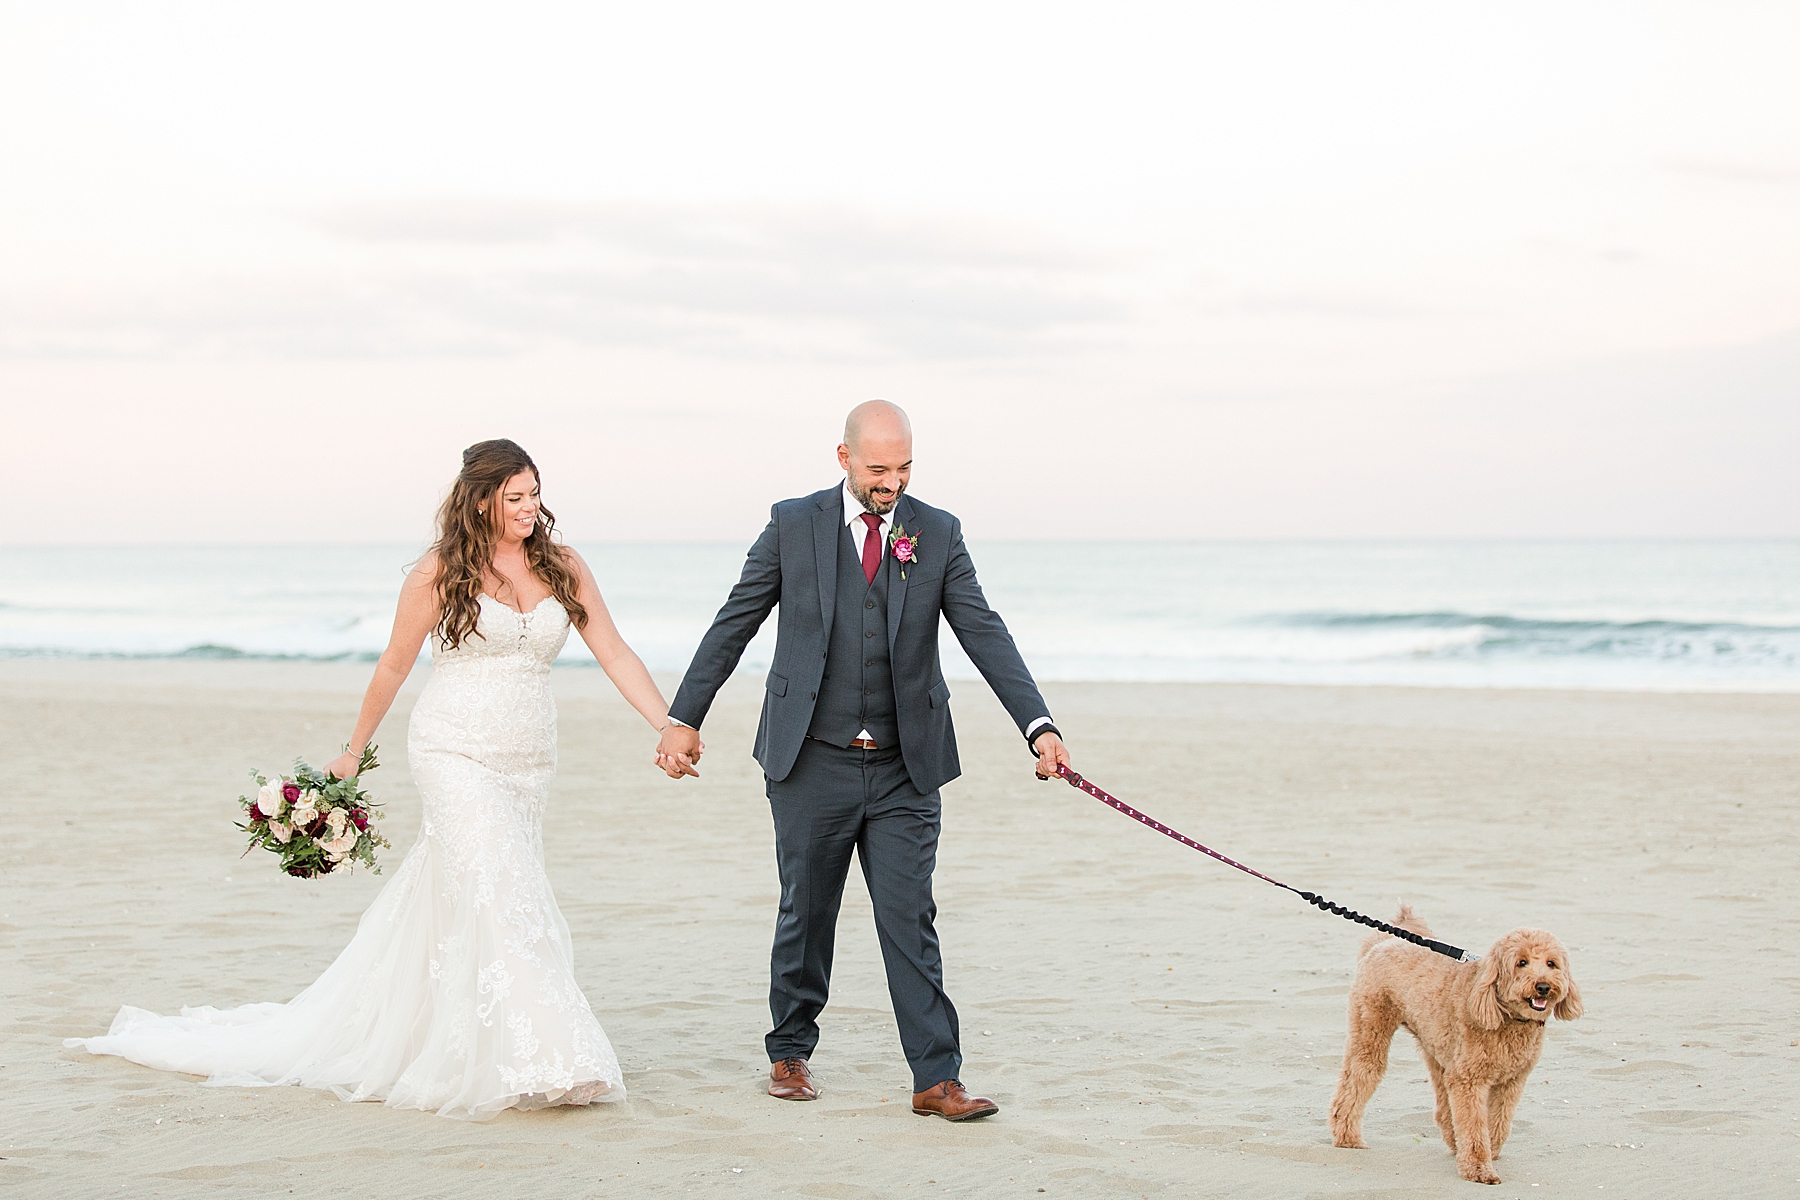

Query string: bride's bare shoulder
400 551 442 598
548 546 603 607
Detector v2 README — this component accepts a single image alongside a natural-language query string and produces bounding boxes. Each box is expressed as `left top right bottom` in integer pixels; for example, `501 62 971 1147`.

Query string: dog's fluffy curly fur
1328 905 1582 1184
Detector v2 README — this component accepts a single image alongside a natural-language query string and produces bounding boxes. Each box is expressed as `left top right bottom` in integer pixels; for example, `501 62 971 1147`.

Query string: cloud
332 200 1131 359
0 277 511 361
1660 158 1800 186
312 198 1119 272
1224 290 1433 320
0 201 1130 362
1468 326 1800 423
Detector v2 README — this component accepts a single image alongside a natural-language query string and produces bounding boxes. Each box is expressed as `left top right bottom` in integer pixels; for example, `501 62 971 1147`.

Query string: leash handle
1047 764 1473 962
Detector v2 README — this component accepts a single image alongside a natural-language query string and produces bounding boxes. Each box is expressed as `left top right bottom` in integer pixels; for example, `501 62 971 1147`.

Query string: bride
67 439 695 1119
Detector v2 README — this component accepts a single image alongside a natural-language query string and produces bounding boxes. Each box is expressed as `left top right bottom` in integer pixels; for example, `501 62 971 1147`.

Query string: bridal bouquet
237 746 391 878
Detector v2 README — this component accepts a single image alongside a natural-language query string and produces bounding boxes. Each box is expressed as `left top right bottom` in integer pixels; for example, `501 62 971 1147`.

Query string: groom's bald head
839 400 913 516
843 399 912 454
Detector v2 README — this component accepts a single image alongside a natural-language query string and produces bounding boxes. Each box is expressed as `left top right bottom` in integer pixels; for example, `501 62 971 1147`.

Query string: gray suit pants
764 738 962 1093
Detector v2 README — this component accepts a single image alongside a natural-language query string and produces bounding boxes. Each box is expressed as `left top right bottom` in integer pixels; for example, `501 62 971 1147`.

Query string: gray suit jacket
668 486 1051 794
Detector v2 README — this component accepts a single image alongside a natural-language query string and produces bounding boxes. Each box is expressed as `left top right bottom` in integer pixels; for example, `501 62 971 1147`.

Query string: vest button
865 630 874 638
865 600 874 609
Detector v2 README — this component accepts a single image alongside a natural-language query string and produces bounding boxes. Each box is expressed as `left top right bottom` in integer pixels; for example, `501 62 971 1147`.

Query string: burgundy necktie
859 513 883 584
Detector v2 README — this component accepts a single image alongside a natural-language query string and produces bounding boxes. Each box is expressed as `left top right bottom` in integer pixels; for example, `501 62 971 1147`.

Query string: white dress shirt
842 478 891 561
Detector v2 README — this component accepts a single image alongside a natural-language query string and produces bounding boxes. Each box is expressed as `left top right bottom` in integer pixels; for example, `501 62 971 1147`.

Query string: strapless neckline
479 593 560 617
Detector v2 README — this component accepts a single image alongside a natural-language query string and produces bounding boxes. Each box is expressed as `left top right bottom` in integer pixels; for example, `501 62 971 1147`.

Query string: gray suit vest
805 520 899 747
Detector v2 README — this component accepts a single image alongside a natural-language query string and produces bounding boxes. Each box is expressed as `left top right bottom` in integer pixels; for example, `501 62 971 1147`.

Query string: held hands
653 722 705 779
1033 731 1071 780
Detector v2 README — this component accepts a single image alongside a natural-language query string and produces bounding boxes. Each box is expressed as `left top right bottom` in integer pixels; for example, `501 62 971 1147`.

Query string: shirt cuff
666 716 693 729
1025 716 1053 738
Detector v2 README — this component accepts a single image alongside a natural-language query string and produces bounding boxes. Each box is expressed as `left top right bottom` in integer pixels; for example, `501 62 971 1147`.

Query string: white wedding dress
66 595 625 1120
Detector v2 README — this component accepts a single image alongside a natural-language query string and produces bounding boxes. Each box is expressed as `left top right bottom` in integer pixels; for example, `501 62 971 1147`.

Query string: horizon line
5 535 1800 552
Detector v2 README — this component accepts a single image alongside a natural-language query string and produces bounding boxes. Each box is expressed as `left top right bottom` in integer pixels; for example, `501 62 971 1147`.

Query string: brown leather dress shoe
911 1079 999 1121
768 1057 817 1101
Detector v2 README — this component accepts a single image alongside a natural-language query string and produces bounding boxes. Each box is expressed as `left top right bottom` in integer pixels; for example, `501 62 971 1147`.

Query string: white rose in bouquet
269 820 293 843
255 781 285 821
289 795 319 829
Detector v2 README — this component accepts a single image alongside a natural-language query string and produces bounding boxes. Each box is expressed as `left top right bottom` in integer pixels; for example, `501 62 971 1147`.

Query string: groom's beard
851 477 904 516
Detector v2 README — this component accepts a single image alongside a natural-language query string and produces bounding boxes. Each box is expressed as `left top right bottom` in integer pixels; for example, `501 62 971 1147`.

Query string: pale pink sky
3 2 1797 544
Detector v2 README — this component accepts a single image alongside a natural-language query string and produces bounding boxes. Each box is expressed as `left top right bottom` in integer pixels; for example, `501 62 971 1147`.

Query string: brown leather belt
807 735 881 749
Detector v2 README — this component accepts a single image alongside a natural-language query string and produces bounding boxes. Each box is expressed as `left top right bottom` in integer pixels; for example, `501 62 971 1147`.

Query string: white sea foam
3 541 1797 691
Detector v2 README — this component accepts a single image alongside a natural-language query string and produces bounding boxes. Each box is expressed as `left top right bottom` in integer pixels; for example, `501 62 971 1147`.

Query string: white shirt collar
841 480 893 535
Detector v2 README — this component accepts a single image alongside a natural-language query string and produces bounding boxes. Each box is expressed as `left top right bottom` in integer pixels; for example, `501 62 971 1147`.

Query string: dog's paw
1458 1162 1501 1185
1331 1135 1366 1149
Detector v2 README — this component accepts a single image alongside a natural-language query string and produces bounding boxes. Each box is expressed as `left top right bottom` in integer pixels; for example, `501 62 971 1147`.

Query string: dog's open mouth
1529 997 1549 1012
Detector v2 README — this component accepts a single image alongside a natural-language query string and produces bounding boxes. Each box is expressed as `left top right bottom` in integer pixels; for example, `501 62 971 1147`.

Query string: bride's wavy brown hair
430 439 588 650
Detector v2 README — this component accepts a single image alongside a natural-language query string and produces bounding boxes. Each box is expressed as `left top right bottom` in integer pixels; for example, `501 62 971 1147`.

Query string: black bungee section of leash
1044 765 1477 962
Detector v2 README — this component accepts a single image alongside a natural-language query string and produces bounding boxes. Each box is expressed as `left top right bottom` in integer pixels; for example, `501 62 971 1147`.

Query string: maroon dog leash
1043 764 1475 962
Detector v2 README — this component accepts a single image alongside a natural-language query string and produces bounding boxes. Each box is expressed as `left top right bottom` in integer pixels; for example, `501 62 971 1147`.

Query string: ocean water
2 541 1798 692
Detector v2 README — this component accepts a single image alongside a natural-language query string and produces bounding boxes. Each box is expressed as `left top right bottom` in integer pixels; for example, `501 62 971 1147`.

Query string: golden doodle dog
1328 904 1582 1184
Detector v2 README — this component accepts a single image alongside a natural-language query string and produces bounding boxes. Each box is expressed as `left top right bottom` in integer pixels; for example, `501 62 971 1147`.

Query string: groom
657 400 1071 1121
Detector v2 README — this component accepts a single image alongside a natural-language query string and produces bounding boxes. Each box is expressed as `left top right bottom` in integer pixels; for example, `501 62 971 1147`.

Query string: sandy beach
3 658 1796 1198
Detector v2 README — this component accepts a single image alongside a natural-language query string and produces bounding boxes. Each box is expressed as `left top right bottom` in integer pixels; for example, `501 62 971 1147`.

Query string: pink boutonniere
889 521 920 579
